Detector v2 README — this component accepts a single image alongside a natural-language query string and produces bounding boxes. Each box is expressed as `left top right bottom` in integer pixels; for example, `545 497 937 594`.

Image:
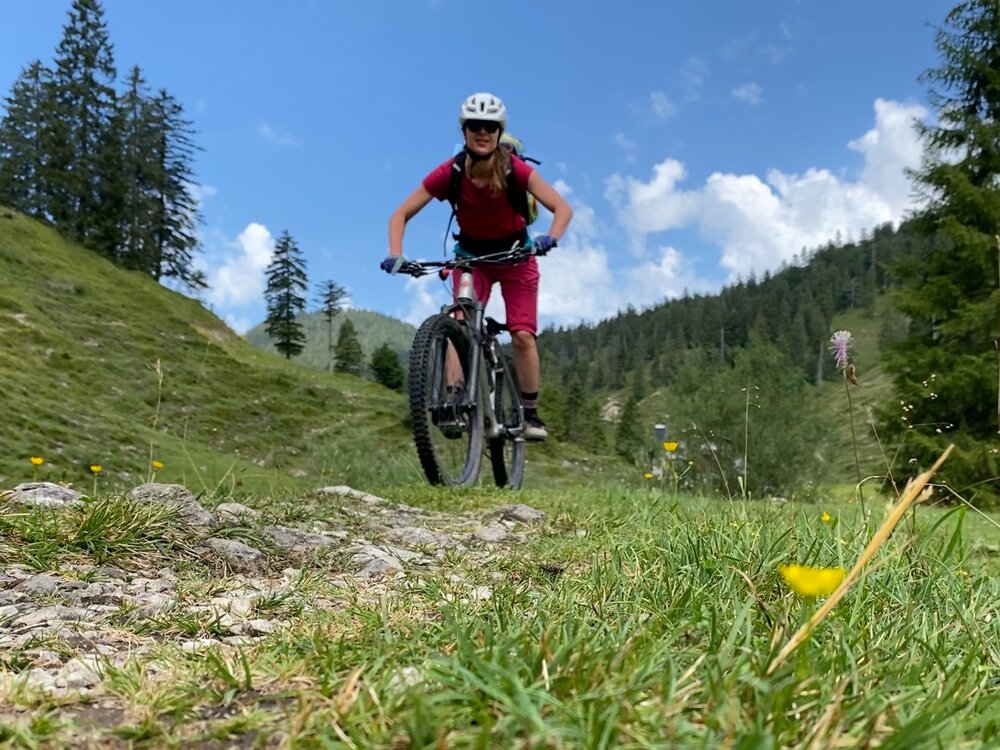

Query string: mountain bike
393 246 535 489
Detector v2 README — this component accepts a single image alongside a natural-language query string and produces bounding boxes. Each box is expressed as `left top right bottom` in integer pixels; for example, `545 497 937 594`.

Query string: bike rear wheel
408 314 483 486
489 354 526 489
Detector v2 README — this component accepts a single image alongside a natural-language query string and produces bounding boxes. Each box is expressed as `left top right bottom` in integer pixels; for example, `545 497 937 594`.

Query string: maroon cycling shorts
452 257 540 336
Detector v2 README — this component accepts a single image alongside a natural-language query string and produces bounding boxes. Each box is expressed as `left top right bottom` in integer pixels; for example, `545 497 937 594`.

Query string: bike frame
445 265 522 442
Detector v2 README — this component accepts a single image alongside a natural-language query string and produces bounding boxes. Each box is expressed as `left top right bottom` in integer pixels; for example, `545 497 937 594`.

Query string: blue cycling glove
531 235 557 256
380 255 405 275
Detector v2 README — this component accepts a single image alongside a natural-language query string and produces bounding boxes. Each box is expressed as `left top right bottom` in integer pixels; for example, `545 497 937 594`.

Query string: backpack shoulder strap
447 152 465 212
506 158 531 226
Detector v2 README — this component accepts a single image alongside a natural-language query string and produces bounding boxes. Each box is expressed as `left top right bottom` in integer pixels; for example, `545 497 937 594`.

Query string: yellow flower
663 441 679 452
821 512 832 523
30 456 44 466
778 564 845 598
151 460 164 470
643 472 653 479
90 465 102 474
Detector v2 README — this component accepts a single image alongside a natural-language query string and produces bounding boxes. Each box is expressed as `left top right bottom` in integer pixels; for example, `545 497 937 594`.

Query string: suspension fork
446 284 485 413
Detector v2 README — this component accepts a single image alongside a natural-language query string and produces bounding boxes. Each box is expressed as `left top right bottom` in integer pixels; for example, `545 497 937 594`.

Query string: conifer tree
614 376 647 463
316 280 348 371
0 61 52 216
883 0 1000 498
264 231 308 359
370 343 404 391
334 318 364 376
116 65 159 272
45 0 118 251
147 88 203 287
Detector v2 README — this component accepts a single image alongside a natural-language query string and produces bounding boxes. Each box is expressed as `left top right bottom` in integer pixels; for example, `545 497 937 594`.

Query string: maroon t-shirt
423 155 534 240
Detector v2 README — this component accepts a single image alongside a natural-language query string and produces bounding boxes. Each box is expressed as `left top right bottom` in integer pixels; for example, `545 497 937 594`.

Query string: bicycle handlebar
389 241 554 278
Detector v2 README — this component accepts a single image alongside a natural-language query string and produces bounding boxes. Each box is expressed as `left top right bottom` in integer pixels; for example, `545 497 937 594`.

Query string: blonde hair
466 141 511 196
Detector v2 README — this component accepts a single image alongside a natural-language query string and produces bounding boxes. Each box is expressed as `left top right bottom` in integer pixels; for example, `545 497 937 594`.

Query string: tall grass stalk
843 372 866 518
147 359 164 483
830 330 866 522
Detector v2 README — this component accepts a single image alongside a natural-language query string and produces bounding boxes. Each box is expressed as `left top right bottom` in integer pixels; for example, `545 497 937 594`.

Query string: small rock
469 586 492 601
133 592 174 616
384 526 455 549
263 525 340 553
180 638 221 653
56 657 101 689
496 504 546 525
317 486 387 505
3 482 83 508
474 524 508 543
215 502 260 526
14 574 66 597
12 605 92 629
205 538 267 574
243 619 275 635
130 483 218 528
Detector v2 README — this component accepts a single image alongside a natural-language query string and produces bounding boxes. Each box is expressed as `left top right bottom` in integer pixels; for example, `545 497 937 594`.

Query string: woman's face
463 120 501 157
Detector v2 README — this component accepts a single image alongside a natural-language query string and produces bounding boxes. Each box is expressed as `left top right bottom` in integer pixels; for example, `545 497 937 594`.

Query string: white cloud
680 57 709 101
189 183 217 204
650 91 678 121
731 82 763 105
605 159 699 252
539 241 616 323
400 275 445 327
201 223 275 332
605 98 928 280
258 121 302 148
847 97 925 215
614 132 638 162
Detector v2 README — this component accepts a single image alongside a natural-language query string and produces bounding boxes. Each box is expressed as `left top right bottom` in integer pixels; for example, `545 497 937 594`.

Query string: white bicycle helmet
459 92 508 129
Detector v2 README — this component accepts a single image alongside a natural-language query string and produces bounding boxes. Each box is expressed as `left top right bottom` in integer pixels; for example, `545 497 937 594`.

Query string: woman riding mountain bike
382 92 573 441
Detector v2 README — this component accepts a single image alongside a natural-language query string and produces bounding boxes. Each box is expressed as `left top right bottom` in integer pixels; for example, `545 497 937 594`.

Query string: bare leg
511 330 539 393
445 342 463 386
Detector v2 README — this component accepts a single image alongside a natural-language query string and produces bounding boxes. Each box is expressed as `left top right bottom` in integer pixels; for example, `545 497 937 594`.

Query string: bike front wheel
408 314 483 486
489 354 526 489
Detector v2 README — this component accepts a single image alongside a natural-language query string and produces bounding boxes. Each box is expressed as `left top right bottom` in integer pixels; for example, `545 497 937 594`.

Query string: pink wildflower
829 330 852 370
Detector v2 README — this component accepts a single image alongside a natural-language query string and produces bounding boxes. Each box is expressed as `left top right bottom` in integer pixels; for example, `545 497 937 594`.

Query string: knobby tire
489 355 526 489
408 314 483 486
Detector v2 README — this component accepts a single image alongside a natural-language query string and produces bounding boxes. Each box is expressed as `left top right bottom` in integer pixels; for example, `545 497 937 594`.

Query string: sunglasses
464 120 500 134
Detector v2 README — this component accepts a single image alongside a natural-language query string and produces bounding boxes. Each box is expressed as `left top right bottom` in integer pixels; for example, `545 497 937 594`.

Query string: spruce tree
116 66 159 273
334 318 364 376
614 396 645 463
45 0 118 251
370 343 404 390
0 61 52 216
316 280 348 371
264 230 308 359
148 88 203 287
882 0 1000 499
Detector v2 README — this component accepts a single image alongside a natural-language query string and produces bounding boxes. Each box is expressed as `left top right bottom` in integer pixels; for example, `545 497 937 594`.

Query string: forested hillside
244 309 415 376
533 222 928 496
537 222 919 394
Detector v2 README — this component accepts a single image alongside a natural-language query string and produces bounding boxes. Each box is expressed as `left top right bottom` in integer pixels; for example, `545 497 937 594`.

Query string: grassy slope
0 210 621 494
0 209 404 493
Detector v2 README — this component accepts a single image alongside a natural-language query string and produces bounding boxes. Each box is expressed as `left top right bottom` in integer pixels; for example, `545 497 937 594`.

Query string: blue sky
2 0 953 333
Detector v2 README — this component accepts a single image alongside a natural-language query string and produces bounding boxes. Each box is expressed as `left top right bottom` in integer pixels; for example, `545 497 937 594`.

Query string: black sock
521 391 538 411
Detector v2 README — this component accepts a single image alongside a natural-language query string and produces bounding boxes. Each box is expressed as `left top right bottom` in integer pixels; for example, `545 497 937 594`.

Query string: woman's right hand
381 255 405 274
